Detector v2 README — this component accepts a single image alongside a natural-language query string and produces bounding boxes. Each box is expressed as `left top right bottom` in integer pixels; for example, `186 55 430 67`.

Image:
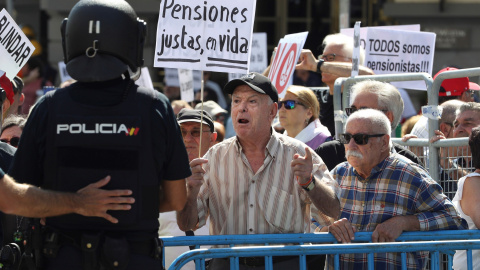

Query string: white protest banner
268 32 308 98
58 61 73 83
135 67 154 90
229 32 267 81
155 0 256 74
164 68 202 90
178 69 194 102
364 28 435 90
351 21 361 77
341 25 420 50
0 9 35 79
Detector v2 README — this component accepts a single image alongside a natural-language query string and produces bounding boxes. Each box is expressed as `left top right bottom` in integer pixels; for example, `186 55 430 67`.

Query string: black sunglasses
278 100 305 110
339 133 385 145
345 107 388 117
0 136 20 148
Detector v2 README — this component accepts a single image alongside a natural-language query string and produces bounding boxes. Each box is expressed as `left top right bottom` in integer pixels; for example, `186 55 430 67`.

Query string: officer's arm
0 173 134 223
159 179 187 212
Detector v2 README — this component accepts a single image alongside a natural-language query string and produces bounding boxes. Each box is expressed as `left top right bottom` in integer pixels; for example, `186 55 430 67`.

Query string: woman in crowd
452 126 480 269
278 85 331 149
0 114 26 148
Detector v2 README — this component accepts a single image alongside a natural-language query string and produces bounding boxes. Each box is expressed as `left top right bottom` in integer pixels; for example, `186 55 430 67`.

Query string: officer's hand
188 158 208 189
291 147 315 185
75 176 135 224
328 218 356 243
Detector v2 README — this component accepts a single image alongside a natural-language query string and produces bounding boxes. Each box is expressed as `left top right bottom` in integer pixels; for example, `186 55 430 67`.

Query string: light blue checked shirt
319 153 467 270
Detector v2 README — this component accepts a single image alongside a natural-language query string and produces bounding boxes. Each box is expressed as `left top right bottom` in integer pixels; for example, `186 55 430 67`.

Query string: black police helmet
61 0 147 82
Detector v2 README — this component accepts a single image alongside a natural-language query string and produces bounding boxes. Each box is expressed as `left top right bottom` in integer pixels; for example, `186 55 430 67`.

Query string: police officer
9 0 190 269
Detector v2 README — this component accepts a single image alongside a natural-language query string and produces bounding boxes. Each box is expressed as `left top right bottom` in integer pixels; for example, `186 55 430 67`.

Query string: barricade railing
161 230 480 270
425 67 480 185
330 68 480 189
391 137 472 197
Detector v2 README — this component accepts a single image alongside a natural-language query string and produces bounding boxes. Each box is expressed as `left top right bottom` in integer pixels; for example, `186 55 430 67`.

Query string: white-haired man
316 80 421 171
318 109 466 269
296 33 375 134
177 72 340 269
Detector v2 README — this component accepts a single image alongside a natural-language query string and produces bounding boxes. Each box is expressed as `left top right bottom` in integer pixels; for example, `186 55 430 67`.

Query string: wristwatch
316 59 325 73
302 177 316 192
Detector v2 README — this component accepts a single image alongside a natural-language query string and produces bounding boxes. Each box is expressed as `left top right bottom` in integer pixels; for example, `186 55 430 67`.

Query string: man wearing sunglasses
295 33 375 135
319 109 466 270
177 72 340 269
315 80 421 171
159 108 216 270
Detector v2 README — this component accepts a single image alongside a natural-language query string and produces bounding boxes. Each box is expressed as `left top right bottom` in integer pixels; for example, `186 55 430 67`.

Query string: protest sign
164 68 202 90
351 22 361 77
178 69 194 102
364 28 435 90
135 67 154 90
341 24 420 50
229 32 267 81
0 9 35 79
268 32 308 98
154 0 256 74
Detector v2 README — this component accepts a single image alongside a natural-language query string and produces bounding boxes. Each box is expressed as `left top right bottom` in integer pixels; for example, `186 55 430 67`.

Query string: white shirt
452 172 480 270
196 131 335 236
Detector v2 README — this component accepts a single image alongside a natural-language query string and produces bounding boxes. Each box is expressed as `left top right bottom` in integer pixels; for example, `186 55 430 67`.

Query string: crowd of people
0 0 479 270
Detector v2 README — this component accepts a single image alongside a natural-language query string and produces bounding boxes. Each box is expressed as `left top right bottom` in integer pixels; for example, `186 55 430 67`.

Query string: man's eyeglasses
278 100 305 110
319 53 351 62
345 107 388 117
181 129 210 138
339 133 385 145
0 137 20 147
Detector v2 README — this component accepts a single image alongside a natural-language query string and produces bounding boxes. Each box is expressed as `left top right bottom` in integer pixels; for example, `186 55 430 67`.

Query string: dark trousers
44 244 162 270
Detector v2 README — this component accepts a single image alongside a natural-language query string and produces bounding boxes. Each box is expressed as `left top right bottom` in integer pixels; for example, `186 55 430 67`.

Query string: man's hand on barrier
328 218 356 243
75 176 135 224
401 134 418 142
372 215 419 242
430 130 453 170
430 130 446 143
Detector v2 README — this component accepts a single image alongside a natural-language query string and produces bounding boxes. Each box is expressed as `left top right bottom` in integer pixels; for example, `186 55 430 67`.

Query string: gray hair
1 114 26 132
346 108 391 136
322 33 365 65
350 80 404 129
457 102 480 118
440 99 464 125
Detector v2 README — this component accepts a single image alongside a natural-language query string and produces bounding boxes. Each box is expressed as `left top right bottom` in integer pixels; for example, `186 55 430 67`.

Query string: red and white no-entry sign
268 32 308 99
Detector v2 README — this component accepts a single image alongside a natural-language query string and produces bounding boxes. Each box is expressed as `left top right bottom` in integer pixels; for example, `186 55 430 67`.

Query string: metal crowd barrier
162 230 480 270
391 137 472 197
330 67 480 183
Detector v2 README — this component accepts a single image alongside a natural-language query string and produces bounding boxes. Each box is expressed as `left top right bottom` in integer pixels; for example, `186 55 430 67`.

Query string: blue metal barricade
161 230 480 270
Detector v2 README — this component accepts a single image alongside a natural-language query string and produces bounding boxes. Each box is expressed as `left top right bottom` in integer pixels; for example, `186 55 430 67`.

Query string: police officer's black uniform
8 1 191 269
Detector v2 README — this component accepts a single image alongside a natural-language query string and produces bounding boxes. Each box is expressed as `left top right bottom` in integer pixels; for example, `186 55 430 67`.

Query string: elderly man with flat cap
177 72 340 269
159 108 216 269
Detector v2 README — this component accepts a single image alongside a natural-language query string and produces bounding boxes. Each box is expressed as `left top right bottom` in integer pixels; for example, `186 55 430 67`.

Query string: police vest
42 85 160 232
